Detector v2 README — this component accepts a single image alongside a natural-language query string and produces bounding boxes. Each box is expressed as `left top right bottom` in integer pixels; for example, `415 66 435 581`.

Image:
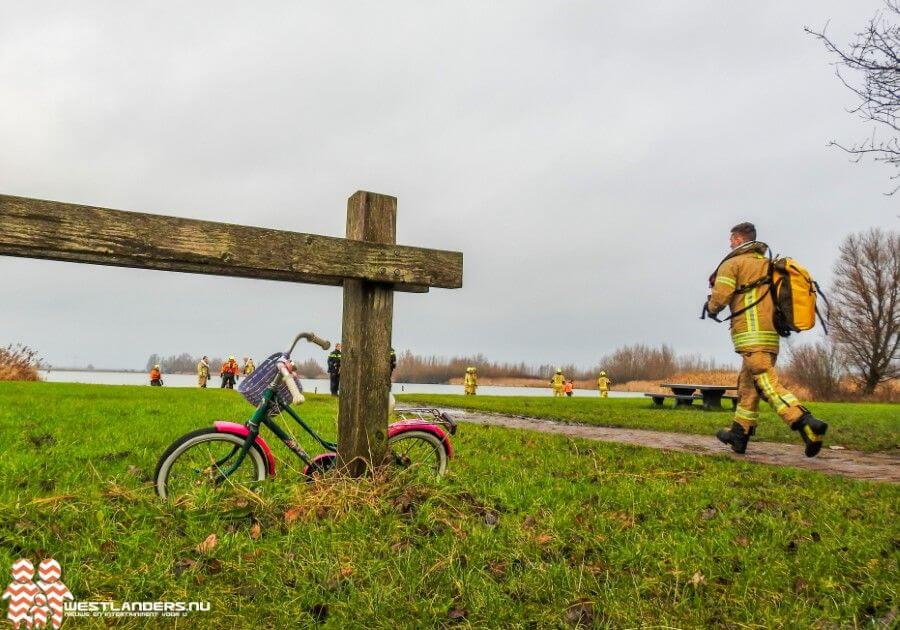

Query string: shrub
785 342 845 400
0 344 42 381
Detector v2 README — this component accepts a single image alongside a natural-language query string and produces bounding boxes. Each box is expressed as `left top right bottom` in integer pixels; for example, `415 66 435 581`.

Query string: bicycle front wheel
387 430 448 479
154 427 268 501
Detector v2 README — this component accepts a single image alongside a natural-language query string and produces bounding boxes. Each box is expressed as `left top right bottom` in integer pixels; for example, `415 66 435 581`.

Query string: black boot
716 421 750 454
791 410 828 458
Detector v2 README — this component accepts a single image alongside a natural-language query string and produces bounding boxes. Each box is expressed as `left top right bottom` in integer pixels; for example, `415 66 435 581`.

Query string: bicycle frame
213 375 335 481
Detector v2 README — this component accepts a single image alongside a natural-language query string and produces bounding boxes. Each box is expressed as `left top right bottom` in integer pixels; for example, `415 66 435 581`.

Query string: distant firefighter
327 343 342 396
564 380 574 397
220 356 239 389
597 371 611 398
550 369 565 397
242 356 255 376
197 356 210 388
463 366 478 395
149 364 163 387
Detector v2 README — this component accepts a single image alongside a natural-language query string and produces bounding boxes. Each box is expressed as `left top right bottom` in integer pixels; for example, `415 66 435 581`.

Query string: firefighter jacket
197 360 210 379
597 376 611 390
707 241 780 354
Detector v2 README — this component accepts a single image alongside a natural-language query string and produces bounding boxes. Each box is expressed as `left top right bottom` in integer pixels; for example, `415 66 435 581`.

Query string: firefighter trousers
734 351 803 431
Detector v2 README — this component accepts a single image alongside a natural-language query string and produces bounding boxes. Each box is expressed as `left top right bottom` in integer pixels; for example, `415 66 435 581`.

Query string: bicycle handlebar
287 332 331 355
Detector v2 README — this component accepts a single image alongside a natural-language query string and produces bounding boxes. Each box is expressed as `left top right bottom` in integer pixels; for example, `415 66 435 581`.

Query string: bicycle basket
237 352 303 408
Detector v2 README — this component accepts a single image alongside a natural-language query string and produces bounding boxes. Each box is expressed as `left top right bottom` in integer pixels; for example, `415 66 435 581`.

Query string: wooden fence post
338 191 397 476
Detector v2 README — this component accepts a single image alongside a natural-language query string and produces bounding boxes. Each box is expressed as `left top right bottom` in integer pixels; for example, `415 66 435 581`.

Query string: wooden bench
644 392 738 410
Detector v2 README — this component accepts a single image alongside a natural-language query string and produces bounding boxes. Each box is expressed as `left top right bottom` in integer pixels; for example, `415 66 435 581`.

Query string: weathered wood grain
338 191 396 476
0 194 463 291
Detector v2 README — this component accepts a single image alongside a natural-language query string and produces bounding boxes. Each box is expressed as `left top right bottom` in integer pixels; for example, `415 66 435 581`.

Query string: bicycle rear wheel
154 427 268 501
387 430 448 479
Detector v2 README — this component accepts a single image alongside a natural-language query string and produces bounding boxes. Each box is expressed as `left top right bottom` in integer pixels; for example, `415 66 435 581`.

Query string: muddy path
418 407 900 483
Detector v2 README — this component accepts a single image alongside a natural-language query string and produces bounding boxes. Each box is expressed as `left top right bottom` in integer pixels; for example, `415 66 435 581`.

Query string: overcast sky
1 1 896 371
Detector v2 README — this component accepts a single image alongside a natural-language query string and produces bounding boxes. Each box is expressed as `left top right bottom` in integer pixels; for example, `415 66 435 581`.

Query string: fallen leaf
487 561 507 578
203 558 223 574
250 522 261 540
735 536 750 547
700 506 717 520
241 550 262 562
536 533 553 545
447 607 467 623
565 599 595 627
793 578 808 593
196 533 218 554
689 570 706 586
338 566 354 579
483 511 500 527
390 540 410 553
173 558 197 577
284 507 303 525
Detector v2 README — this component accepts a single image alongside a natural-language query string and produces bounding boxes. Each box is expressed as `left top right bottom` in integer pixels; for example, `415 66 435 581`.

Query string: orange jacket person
149 365 163 387
220 356 239 389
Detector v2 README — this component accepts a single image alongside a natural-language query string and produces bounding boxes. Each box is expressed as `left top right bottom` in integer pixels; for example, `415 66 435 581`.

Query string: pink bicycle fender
214 421 277 477
388 421 453 459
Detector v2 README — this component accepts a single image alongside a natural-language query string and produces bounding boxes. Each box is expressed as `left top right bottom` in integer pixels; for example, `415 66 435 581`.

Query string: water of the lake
39 370 641 398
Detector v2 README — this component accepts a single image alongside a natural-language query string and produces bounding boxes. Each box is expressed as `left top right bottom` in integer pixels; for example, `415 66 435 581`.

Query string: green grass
0 382 897 628
397 394 900 452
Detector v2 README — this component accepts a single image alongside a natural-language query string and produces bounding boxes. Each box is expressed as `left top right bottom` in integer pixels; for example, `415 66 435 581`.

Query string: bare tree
806 3 900 193
829 228 900 393
785 342 845 400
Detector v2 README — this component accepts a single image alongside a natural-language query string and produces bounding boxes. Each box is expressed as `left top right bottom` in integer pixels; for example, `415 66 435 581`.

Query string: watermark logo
2 558 210 625
2 558 72 629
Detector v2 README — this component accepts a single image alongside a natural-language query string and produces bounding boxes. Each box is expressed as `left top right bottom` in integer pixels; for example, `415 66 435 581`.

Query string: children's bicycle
153 332 456 500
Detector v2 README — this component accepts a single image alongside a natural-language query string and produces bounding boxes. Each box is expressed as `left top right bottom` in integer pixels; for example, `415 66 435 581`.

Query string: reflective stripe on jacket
707 242 779 353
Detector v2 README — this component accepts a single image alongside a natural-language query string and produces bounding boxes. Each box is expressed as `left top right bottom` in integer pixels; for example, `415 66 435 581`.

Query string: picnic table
644 383 738 411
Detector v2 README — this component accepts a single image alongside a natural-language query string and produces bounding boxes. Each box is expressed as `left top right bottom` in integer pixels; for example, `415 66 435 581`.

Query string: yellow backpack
772 257 823 333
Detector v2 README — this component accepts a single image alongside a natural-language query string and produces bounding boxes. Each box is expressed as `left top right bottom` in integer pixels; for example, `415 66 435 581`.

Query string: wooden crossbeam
0 195 463 291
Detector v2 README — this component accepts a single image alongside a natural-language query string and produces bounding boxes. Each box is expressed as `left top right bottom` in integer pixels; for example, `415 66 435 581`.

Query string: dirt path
425 407 900 483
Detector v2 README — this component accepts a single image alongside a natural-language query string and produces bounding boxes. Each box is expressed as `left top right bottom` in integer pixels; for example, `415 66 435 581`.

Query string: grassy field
397 394 900 453
0 382 897 628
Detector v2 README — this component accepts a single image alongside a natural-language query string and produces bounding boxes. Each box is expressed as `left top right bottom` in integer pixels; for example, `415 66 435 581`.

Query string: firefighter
564 380 574 397
550 369 565 397
197 356 210 388
220 355 239 389
242 356 255 376
597 371 611 398
464 366 478 395
327 343 342 396
705 222 828 457
149 364 163 386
